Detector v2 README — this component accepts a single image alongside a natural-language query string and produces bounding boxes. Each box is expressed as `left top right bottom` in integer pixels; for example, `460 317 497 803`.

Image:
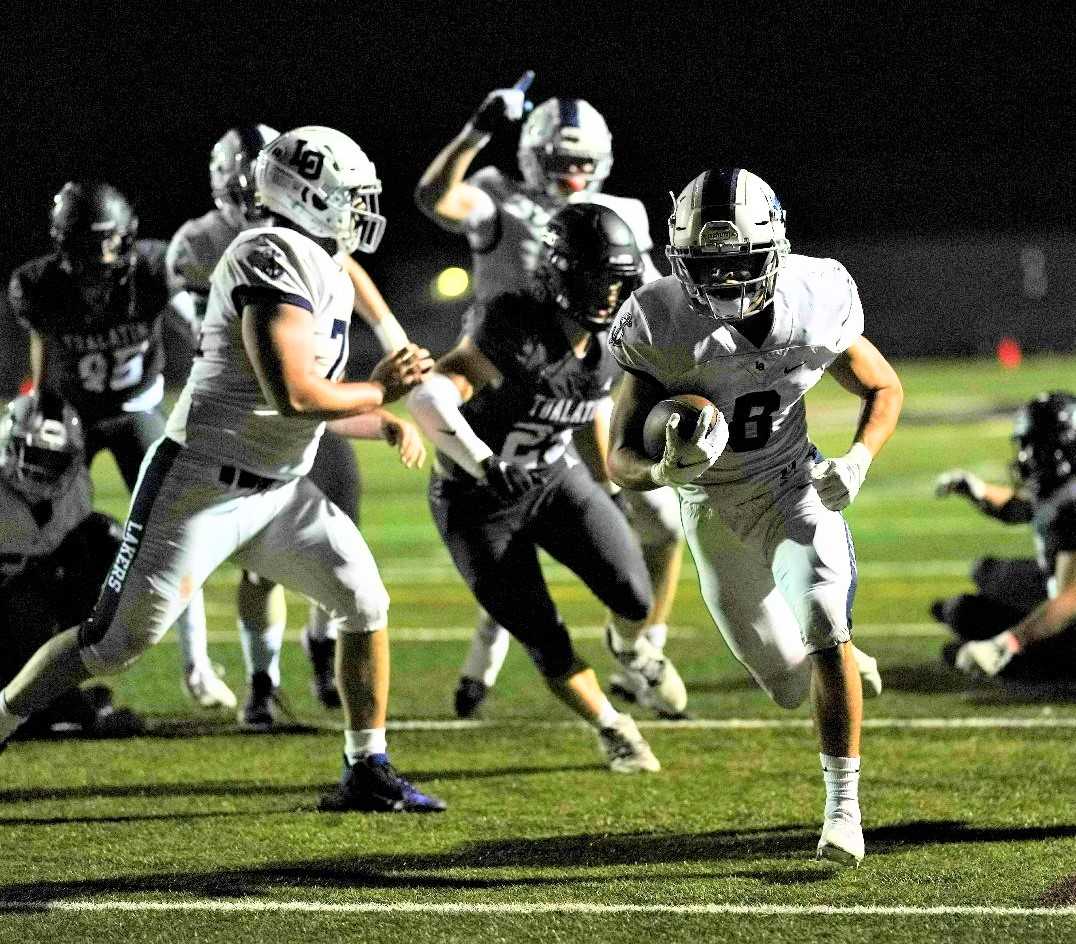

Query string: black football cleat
239 671 281 731
318 753 447 813
453 676 488 718
302 628 342 709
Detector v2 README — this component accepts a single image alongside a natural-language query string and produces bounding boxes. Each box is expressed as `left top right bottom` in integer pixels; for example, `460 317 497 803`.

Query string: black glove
480 455 541 500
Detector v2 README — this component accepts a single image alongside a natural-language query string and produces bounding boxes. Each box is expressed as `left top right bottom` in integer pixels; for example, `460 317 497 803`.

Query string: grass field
4 355 1076 943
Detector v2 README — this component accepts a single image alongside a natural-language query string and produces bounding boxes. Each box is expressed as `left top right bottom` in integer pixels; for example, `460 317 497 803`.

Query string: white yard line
382 717 1076 732
181 622 946 643
3 898 1074 917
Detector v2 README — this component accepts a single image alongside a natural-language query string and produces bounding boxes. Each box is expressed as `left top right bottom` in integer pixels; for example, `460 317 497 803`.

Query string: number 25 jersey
165 227 354 479
609 255 864 485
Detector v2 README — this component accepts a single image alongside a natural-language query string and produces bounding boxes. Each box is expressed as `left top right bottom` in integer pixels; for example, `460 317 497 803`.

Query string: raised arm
338 254 410 353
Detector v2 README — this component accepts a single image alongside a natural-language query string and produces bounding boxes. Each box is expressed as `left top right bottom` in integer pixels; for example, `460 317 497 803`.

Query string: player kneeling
409 203 681 773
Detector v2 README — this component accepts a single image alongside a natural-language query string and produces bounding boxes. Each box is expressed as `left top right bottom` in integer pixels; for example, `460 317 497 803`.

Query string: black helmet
1012 391 1076 500
537 203 643 333
50 181 138 279
0 394 84 500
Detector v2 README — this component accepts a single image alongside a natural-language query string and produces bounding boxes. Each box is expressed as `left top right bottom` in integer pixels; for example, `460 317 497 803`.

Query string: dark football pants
429 462 652 678
308 428 362 526
84 410 167 491
939 556 1076 682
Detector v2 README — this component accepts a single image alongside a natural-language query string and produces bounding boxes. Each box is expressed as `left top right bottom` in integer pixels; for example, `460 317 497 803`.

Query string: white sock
306 604 343 642
0 691 27 740
345 727 387 765
462 610 511 686
238 619 285 688
175 588 211 673
643 623 668 651
820 753 861 823
593 697 622 730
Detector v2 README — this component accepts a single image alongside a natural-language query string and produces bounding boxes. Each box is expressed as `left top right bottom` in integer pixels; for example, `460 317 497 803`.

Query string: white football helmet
518 98 612 199
210 125 279 230
254 126 386 254
667 168 790 322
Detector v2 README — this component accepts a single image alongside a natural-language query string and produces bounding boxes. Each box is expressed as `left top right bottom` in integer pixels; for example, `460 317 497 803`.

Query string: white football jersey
610 254 864 484
165 226 355 478
465 167 655 305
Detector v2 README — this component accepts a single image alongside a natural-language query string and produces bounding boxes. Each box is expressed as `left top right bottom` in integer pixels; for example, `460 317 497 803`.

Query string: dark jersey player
0 394 143 739
5 181 234 710
936 392 1076 681
408 203 686 772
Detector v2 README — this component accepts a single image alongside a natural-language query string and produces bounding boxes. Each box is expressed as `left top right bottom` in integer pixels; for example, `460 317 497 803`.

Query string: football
641 394 715 459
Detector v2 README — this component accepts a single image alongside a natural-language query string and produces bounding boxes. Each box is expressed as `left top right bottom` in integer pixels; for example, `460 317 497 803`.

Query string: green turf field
4 355 1076 943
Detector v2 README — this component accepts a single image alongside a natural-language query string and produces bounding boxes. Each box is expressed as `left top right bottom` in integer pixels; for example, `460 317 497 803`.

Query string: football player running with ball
0 127 445 814
607 169 903 865
7 181 234 710
168 125 425 728
408 203 682 773
416 72 686 719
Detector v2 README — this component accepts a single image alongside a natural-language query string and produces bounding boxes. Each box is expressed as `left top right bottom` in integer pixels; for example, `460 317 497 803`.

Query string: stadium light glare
433 266 471 300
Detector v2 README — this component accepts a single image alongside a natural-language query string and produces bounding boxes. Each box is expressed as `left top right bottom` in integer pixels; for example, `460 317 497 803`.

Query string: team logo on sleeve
248 247 285 280
608 312 633 349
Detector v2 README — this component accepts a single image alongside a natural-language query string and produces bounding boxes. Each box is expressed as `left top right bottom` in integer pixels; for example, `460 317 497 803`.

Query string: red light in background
997 337 1022 369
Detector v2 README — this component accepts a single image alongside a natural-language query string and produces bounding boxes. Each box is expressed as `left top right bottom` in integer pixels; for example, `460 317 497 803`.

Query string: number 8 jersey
166 227 354 479
609 255 864 485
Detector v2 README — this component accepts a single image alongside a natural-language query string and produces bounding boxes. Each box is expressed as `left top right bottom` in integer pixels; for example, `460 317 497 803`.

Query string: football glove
934 469 987 502
954 630 1021 677
481 455 541 500
469 71 534 134
649 405 728 487
810 443 873 511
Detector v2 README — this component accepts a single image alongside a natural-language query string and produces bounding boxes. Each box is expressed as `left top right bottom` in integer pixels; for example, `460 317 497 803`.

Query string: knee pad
333 585 390 635
78 621 151 676
800 595 853 654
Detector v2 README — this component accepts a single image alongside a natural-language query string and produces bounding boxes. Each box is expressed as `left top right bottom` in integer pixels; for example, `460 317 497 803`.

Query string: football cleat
609 670 691 720
239 670 290 731
183 663 237 710
318 753 447 813
852 646 883 698
453 676 488 719
596 713 661 773
301 627 341 709
605 626 688 716
816 816 864 867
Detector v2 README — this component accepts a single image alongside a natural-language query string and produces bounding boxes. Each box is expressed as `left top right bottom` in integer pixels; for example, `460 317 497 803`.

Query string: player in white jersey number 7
0 126 446 814
608 168 903 866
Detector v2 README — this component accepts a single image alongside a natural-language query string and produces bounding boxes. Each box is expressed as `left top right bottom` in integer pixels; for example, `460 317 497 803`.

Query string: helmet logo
288 139 325 181
699 221 740 249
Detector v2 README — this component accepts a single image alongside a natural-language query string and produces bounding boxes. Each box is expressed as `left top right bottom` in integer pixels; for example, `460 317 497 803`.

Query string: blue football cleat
318 753 447 813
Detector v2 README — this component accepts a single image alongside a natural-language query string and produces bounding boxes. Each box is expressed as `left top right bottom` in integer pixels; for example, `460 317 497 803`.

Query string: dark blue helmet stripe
559 98 580 128
699 167 740 216
236 125 267 160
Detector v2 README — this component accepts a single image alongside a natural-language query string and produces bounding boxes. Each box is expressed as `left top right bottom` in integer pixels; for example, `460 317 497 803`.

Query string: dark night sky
3 2 1073 302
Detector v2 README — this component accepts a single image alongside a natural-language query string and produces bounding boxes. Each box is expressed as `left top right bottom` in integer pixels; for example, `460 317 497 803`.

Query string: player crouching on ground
0 126 445 813
0 394 143 740
408 202 684 773
936 393 1076 684
606 169 902 864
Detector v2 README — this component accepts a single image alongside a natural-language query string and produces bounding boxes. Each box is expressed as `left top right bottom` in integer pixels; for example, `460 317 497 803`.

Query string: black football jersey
1033 481 1076 579
459 293 619 473
7 240 170 422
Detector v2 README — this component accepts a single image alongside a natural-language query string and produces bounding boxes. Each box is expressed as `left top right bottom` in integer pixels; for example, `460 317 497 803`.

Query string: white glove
954 630 1021 677
934 469 987 502
468 71 534 133
809 443 873 511
649 405 729 487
